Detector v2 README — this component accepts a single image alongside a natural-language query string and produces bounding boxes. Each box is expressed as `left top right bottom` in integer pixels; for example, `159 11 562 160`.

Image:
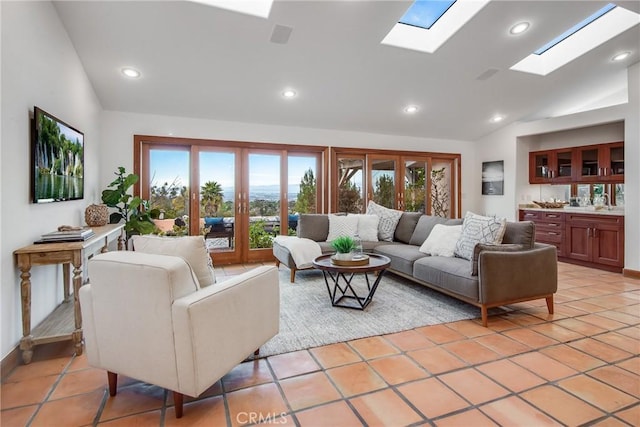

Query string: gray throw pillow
297 214 329 242
394 212 422 244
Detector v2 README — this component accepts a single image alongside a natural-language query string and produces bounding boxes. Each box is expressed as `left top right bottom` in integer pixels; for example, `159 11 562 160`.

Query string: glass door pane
403 159 426 213
430 160 452 218
288 155 318 233
148 149 190 236
370 158 397 209
200 150 236 253
336 157 364 213
248 153 280 250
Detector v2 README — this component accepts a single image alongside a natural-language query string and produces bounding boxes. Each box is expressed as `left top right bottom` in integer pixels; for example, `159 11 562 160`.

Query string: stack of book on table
36 227 95 244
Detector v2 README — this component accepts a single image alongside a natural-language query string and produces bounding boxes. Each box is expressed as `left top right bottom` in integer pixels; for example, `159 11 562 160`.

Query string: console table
14 224 125 364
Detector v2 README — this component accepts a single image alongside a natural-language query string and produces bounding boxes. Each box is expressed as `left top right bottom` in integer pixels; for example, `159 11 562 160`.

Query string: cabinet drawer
566 213 623 226
536 229 563 243
520 211 540 221
541 212 564 221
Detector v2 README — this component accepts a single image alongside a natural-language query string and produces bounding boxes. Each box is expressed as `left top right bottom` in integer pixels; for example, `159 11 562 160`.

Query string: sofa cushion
131 235 215 287
394 212 422 244
366 201 403 242
470 243 526 276
502 221 535 249
419 224 462 257
349 214 379 241
374 244 427 276
327 214 359 241
409 215 448 246
454 212 507 261
413 256 479 301
297 214 329 242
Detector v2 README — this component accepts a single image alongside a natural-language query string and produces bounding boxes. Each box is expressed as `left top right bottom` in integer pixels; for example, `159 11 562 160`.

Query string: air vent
270 24 293 44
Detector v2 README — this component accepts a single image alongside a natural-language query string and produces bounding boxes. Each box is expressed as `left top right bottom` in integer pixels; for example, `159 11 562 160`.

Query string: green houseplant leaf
331 236 355 253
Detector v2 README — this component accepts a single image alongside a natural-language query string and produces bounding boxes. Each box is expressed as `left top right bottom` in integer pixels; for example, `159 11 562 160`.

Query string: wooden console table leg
18 259 34 364
63 263 71 302
72 252 84 356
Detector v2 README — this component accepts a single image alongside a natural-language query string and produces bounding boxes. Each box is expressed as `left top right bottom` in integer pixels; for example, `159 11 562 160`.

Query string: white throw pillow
327 214 359 241
131 235 216 287
365 200 403 242
454 212 507 261
419 224 462 257
348 214 379 241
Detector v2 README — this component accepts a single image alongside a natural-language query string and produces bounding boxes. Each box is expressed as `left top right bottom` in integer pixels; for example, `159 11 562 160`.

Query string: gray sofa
273 213 558 326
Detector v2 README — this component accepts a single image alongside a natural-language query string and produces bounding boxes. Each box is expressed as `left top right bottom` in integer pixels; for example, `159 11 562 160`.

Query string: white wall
624 62 639 271
1 1 103 359
100 110 480 213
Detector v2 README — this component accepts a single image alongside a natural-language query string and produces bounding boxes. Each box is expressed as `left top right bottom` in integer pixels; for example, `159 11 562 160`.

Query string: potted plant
101 166 160 238
331 236 355 260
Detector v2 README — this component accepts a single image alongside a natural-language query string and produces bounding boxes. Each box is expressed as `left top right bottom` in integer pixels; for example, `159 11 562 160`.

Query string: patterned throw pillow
366 201 403 242
454 212 507 261
327 214 359 241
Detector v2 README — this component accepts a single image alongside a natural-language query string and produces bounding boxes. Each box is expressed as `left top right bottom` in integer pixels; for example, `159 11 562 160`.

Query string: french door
137 136 326 265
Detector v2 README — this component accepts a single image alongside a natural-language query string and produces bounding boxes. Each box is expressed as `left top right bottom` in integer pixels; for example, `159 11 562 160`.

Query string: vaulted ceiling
53 1 640 141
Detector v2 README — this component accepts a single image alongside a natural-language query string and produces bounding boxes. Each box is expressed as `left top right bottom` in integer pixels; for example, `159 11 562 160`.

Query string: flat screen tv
32 107 84 203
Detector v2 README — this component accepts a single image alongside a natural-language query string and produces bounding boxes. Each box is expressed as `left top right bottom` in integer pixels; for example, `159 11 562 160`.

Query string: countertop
519 206 625 216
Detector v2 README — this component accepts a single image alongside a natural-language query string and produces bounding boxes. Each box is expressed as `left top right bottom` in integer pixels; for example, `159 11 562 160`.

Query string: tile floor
1 262 639 426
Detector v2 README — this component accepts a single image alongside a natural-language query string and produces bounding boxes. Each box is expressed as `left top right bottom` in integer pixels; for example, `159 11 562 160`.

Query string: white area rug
256 267 489 358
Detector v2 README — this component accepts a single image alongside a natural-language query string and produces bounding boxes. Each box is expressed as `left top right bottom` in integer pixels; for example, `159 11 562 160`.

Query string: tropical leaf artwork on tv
33 108 84 202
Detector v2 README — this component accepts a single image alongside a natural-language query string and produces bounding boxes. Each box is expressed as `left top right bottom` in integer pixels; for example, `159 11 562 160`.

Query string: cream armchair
79 251 280 418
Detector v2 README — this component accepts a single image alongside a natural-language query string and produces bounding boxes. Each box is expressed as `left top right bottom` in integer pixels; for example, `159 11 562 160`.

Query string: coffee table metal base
320 270 386 310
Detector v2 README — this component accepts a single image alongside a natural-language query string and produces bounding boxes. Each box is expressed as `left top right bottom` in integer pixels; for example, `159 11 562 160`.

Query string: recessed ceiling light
404 105 419 114
121 67 141 78
510 22 530 35
612 51 631 61
490 115 504 123
282 89 297 98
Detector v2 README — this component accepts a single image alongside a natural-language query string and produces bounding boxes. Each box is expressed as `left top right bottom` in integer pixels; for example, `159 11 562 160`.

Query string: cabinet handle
587 228 591 238
525 213 535 217
547 214 558 218
548 232 558 235
593 228 598 238
548 223 559 227
603 168 608 176
598 167 603 176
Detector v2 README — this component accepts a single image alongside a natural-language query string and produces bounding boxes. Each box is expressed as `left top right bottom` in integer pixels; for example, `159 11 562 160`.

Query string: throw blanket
274 236 322 269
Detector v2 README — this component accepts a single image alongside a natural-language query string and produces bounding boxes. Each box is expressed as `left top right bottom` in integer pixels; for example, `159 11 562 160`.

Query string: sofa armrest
478 243 557 304
171 265 280 396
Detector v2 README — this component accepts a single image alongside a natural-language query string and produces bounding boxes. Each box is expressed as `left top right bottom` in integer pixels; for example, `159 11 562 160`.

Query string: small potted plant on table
331 236 356 261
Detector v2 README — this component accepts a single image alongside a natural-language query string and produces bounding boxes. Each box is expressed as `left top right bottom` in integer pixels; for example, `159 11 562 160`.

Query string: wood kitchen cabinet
519 209 565 256
565 213 624 272
528 148 574 184
575 142 624 183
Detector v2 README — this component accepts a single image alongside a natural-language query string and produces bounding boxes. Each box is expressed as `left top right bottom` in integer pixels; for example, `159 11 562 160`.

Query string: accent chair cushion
454 212 507 261
327 214 359 241
366 200 403 242
130 235 216 287
419 224 462 257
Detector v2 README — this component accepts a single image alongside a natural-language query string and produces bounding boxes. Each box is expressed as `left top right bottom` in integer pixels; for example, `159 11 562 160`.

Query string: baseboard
1 345 21 382
623 268 640 279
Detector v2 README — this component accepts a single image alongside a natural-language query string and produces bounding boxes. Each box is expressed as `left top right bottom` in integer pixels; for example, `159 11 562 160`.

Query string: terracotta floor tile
226 383 288 427
368 354 429 385
442 339 501 364
479 396 559 426
67 354 91 372
616 357 640 375
438 368 509 405
349 388 422 426
446 320 495 338
553 303 591 318
348 336 399 360
326 362 387 397
310 342 362 368
434 408 498 426
476 360 546 393
295 400 363 427
566 300 609 313
596 310 640 325
559 375 638 412
502 328 558 349
100 410 162 426
164 395 226 426
397 377 470 419
415 324 466 344
50 367 106 399
31 389 104 427
383 329 435 351
569 338 633 363
553 317 608 336
475 333 531 356
529 322 584 342
0 405 37 427
0 374 58 409
591 416 633 427
595 331 640 354
407 346 467 375
4 357 69 383
616 325 640 340
279 371 341 411
540 344 607 372
617 304 640 315
522 385 605 426
589 365 640 398
267 350 320 379
615 404 640 426
577 314 628 330
221 358 274 392
99 383 165 422
511 352 578 381
502 312 547 327
484 317 521 331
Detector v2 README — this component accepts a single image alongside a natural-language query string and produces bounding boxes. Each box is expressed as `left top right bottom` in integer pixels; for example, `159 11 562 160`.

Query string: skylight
399 0 456 30
534 3 616 55
382 0 490 54
188 0 273 19
511 4 640 76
